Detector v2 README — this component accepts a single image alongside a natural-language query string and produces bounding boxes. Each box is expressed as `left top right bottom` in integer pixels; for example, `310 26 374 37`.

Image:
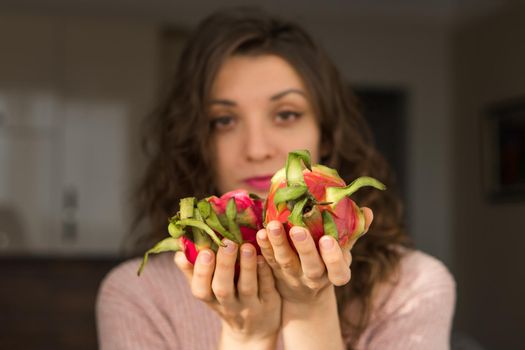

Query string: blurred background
0 0 524 349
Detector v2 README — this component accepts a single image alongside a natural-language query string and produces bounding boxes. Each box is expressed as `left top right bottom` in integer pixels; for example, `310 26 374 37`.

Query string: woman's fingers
211 239 238 306
174 251 194 282
237 243 258 302
363 207 373 234
264 221 300 276
342 249 352 267
289 226 326 281
318 236 351 286
256 228 277 267
257 256 278 303
189 250 215 302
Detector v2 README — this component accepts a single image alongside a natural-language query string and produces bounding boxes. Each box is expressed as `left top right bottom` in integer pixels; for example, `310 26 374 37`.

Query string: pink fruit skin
184 190 264 264
181 236 199 264
208 189 263 254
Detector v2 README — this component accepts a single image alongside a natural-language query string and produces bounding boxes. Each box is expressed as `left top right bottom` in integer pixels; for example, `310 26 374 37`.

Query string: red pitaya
264 150 385 250
137 190 264 275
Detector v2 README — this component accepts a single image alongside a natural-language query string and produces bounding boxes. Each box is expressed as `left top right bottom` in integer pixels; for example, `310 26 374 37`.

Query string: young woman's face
208 54 321 197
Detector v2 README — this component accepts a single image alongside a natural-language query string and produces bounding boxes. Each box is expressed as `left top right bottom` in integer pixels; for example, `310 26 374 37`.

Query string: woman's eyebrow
209 89 306 106
209 99 236 106
270 89 306 101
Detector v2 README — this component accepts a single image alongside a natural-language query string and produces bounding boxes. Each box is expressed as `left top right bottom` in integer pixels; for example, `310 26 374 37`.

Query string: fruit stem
178 218 224 247
286 150 312 187
322 210 339 240
180 197 195 219
193 208 211 249
326 176 386 206
226 198 243 243
289 197 309 227
273 185 308 205
137 237 181 276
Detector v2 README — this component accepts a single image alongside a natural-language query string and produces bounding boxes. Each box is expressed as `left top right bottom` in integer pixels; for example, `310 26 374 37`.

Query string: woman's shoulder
397 248 456 293
97 253 187 307
374 248 456 317
96 254 222 348
101 253 176 285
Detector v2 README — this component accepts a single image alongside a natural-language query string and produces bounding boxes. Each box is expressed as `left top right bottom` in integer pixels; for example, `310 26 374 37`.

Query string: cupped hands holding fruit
257 150 381 305
139 150 383 312
138 189 281 347
174 235 282 348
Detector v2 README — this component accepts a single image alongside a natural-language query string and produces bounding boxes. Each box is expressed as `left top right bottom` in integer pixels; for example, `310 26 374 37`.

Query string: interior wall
452 3 525 349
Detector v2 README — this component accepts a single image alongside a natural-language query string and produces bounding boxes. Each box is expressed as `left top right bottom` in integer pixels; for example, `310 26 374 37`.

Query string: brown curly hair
131 7 411 347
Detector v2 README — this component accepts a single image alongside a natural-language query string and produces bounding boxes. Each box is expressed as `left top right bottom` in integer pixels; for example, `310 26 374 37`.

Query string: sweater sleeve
360 251 456 350
95 259 181 350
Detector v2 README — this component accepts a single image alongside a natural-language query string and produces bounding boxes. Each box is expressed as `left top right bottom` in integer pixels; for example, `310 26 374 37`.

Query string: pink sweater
96 249 455 349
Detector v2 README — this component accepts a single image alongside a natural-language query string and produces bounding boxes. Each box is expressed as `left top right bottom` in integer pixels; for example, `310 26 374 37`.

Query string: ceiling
0 0 509 28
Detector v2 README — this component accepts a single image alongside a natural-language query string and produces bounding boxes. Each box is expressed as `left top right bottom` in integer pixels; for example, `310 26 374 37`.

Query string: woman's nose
243 118 274 162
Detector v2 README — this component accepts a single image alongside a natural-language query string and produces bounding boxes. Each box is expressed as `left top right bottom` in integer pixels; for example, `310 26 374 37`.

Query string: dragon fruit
137 190 264 275
264 150 386 250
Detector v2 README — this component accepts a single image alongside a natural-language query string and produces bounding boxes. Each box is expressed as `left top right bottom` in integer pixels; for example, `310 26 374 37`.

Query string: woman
96 8 455 349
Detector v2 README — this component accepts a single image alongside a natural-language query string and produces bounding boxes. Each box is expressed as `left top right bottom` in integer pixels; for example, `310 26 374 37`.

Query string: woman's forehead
209 54 309 100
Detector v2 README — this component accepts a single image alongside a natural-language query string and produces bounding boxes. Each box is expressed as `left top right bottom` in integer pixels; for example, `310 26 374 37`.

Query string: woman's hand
255 208 373 350
174 239 281 349
255 208 374 304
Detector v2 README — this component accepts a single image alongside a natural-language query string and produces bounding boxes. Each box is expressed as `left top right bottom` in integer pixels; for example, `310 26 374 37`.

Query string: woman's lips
243 175 273 192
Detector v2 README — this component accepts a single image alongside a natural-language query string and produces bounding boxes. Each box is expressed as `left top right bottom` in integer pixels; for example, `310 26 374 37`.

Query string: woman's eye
276 110 302 124
210 116 235 131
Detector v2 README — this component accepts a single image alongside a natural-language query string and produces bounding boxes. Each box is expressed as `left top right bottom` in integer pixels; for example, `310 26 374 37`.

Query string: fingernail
199 251 212 264
257 229 267 241
241 246 254 258
291 227 306 241
222 239 237 254
268 222 281 237
320 236 335 249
